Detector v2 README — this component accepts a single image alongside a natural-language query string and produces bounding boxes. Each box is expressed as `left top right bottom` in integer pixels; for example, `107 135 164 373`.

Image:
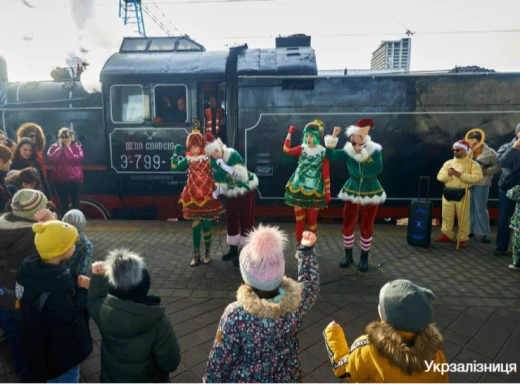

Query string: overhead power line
207 29 520 40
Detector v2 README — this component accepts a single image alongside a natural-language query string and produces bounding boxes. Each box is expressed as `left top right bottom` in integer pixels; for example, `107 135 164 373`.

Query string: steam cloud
1 0 132 91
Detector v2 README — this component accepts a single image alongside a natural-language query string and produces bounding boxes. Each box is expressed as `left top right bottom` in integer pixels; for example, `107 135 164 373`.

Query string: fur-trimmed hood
237 277 302 319
367 321 444 374
344 135 382 163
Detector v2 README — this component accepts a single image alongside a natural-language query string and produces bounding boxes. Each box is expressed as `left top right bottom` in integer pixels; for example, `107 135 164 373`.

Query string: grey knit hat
379 279 436 333
62 209 87 233
516 123 520 134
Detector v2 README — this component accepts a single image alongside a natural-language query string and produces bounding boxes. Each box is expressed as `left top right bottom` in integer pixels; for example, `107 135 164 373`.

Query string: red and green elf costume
205 133 258 263
284 120 331 243
324 118 386 272
171 129 225 266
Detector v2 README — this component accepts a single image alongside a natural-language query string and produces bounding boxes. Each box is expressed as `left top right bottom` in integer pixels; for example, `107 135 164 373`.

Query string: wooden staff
456 128 486 250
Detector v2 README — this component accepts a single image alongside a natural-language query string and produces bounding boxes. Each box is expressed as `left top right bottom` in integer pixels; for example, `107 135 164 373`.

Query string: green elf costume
324 118 386 272
284 120 331 243
506 185 520 271
171 129 225 266
205 132 258 264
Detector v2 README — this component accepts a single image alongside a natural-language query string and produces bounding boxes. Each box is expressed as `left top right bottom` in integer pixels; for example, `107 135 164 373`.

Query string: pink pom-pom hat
239 224 288 291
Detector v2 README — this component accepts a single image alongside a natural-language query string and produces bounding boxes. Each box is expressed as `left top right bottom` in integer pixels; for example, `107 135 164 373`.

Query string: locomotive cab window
154 85 188 124
111 85 150 124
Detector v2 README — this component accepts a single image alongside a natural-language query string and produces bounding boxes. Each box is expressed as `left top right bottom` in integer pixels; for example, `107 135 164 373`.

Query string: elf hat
33 220 78 260
205 132 223 156
303 119 325 139
346 118 375 137
186 129 205 151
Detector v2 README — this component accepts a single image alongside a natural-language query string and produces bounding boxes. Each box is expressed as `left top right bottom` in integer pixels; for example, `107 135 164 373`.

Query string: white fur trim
338 190 387 205
227 234 241 246
453 142 469 152
216 175 258 197
187 154 209 162
205 138 223 156
346 125 362 137
302 144 325 157
240 236 248 247
249 174 259 190
343 136 382 163
222 146 233 163
104 248 146 290
324 135 338 148
232 164 249 182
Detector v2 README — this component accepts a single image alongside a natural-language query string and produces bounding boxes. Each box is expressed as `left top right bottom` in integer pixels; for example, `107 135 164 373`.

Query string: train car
2 34 520 220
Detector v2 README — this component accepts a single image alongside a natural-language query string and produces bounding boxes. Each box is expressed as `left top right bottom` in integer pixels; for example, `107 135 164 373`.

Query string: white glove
216 158 235 177
212 186 223 199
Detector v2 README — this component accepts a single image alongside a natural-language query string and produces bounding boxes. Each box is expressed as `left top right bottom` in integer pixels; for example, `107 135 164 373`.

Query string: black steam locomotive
1 35 519 220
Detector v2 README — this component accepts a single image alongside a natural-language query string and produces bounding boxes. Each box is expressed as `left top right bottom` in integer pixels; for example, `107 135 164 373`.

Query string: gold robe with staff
437 140 483 245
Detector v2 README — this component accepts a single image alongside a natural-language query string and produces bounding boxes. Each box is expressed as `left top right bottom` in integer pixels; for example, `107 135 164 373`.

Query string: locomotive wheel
77 198 110 220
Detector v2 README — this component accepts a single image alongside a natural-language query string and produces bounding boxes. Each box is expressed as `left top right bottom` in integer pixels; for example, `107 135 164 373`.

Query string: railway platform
0 220 519 383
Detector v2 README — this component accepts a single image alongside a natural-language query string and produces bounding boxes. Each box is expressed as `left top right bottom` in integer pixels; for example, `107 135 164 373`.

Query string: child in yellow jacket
323 279 449 383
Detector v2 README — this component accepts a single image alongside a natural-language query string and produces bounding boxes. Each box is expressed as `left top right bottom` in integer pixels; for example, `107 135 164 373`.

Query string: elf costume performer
284 120 331 243
205 132 259 263
324 118 386 272
171 129 225 266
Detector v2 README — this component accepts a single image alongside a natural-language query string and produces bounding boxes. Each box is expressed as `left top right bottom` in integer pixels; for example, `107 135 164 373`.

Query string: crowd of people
0 124 84 218
1 119 520 382
434 124 520 271
0 191 448 382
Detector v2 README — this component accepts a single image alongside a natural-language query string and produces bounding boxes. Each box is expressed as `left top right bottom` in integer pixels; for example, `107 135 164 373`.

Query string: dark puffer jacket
16 256 92 381
87 275 181 383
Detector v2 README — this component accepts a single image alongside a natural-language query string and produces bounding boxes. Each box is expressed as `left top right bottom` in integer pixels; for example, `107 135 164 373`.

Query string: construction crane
119 0 184 38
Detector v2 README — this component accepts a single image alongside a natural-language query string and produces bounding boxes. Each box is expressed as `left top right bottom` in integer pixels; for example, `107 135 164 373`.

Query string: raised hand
91 261 106 275
301 231 317 247
33 208 56 222
174 144 183 154
78 275 91 289
333 126 342 137
288 125 296 135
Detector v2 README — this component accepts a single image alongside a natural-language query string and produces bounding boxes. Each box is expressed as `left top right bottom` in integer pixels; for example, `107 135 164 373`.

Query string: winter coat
0 213 37 310
87 274 181 383
47 142 84 183
324 321 449 383
16 255 92 381
437 156 483 189
473 143 500 187
204 245 320 383
497 138 520 191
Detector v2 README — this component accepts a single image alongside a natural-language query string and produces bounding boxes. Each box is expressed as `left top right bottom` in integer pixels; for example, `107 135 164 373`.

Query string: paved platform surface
1 220 519 383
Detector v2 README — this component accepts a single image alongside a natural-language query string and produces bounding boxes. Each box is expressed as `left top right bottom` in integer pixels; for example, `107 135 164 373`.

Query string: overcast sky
1 0 519 85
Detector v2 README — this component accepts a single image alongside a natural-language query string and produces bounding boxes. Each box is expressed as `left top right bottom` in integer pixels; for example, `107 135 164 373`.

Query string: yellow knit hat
33 220 78 260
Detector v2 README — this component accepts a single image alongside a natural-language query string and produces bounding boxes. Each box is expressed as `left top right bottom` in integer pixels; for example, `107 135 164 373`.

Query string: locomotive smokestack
0 56 7 86
275 34 311 48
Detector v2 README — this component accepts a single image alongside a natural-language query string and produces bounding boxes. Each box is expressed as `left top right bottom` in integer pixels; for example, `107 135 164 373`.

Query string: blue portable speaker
407 176 433 247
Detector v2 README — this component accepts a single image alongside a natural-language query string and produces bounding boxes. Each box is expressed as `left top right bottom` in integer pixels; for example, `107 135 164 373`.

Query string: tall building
371 38 411 71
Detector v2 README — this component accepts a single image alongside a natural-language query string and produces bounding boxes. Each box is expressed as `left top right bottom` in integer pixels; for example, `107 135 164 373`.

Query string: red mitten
288 125 296 134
